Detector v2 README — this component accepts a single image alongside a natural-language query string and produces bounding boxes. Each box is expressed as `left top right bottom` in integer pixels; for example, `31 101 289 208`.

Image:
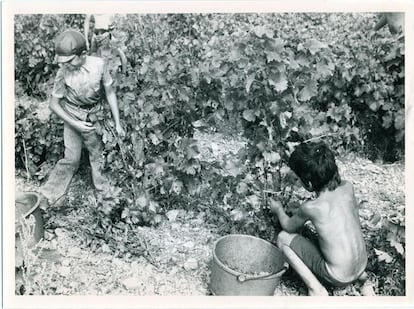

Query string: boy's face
95 29 110 46
59 53 86 71
288 170 313 192
285 170 302 189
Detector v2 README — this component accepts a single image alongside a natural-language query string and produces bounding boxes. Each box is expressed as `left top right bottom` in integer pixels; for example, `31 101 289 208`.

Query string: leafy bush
14 87 64 179
316 14 405 162
174 13 404 235
365 210 405 295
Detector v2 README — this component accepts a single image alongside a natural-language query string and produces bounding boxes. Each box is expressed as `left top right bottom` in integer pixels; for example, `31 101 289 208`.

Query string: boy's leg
277 231 328 296
82 130 110 194
40 123 82 204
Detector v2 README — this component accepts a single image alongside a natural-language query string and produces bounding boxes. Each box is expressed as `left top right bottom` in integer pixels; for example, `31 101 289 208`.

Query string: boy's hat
94 14 111 30
54 30 86 63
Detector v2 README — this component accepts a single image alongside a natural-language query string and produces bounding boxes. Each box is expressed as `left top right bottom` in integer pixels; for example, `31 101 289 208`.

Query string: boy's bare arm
84 14 92 50
104 84 125 136
116 48 128 73
374 14 387 31
269 199 308 233
49 96 95 133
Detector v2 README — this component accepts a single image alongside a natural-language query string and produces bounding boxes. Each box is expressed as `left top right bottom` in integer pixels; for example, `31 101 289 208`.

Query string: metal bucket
210 234 288 296
15 192 44 266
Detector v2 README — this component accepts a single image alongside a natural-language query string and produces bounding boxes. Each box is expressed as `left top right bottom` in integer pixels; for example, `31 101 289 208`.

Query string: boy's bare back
302 180 367 281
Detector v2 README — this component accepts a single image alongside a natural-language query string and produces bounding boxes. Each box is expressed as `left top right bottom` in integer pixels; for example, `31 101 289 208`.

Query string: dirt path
15 131 404 296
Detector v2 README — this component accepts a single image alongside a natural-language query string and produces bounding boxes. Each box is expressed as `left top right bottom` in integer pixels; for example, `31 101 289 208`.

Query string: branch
303 132 340 143
288 79 300 105
161 120 180 135
106 122 129 170
263 190 283 195
138 233 159 269
22 139 31 181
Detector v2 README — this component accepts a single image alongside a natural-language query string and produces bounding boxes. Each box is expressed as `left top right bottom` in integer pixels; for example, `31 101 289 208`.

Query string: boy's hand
368 31 376 41
116 124 126 137
75 121 96 133
269 199 283 215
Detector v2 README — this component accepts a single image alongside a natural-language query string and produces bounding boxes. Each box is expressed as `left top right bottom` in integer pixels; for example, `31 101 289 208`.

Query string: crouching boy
269 141 374 296
40 30 125 205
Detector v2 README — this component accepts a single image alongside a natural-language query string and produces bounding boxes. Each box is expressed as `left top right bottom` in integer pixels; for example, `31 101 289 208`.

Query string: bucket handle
237 262 289 282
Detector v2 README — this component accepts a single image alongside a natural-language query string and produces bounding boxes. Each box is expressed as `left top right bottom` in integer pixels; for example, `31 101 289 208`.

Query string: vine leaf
298 80 318 101
243 109 256 122
304 39 327 55
245 74 255 93
166 209 180 222
253 26 266 38
245 195 260 208
369 101 379 112
295 51 311 67
316 61 334 78
390 239 404 256
192 119 208 128
268 72 288 92
136 194 148 208
266 52 282 63
387 231 405 256
230 209 246 221
279 111 292 129
374 248 393 263
263 151 281 163
224 158 243 177
170 180 183 194
394 111 404 130
230 47 242 61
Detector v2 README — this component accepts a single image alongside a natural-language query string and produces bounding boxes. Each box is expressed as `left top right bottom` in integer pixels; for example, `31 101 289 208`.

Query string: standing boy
269 141 374 296
40 30 125 205
84 14 127 74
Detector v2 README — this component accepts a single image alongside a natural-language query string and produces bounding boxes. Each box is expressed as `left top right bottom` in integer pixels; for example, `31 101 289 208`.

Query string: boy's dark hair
288 141 341 192
94 28 112 40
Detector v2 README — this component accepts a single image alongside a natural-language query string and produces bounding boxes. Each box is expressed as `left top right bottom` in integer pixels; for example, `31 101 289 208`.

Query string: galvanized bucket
15 192 44 266
210 234 288 296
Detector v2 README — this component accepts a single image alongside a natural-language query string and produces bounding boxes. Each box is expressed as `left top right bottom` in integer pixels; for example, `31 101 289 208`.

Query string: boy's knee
64 147 82 164
357 272 368 283
65 154 81 169
277 231 296 248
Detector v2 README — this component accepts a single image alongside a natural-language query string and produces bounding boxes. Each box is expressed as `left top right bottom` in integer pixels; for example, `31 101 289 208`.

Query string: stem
293 89 300 104
22 139 31 181
106 122 129 170
288 79 300 105
259 99 274 142
188 16 193 67
161 120 180 135
138 233 159 269
263 189 283 195
303 132 340 143
117 139 129 170
263 159 272 207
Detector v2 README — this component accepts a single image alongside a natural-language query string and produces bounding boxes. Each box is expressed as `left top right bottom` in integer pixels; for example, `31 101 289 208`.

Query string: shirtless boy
269 141 374 296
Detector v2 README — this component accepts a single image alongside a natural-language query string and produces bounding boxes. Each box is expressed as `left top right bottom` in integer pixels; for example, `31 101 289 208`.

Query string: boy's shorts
289 235 356 287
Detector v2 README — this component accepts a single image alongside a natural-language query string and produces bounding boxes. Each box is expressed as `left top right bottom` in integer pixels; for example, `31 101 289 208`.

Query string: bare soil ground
15 130 405 296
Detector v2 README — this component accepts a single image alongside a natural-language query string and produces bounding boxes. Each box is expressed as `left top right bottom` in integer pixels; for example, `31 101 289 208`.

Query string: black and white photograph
2 1 413 308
